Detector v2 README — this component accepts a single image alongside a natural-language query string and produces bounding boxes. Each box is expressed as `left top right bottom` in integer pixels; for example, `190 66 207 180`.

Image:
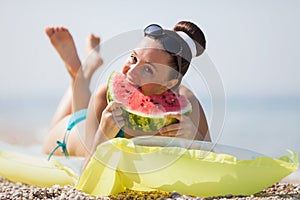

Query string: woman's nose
122 62 141 75
122 65 130 74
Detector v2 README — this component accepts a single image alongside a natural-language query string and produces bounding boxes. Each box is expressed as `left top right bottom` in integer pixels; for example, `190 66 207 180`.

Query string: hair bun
173 21 206 57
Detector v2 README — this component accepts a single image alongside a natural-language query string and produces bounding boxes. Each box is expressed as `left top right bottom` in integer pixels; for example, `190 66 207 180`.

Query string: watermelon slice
107 71 192 132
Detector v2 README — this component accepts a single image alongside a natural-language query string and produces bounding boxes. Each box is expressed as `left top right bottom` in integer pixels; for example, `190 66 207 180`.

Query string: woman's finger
159 123 182 134
160 130 196 140
164 112 183 121
112 108 123 116
116 119 125 127
114 113 125 125
158 131 178 137
106 101 124 112
113 115 123 121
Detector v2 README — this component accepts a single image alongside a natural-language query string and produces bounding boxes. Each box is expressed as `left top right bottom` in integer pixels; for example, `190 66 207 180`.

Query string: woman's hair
172 21 206 77
174 21 206 57
169 21 206 88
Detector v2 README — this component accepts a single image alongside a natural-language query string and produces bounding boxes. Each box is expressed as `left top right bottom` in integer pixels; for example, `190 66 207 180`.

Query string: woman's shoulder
95 83 108 99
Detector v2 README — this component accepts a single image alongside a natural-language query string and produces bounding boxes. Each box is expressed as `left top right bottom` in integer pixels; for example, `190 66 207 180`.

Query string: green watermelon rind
107 71 192 132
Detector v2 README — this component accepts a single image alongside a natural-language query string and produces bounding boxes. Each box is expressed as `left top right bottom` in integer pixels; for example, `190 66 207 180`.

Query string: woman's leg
48 29 102 129
48 86 72 130
43 27 102 156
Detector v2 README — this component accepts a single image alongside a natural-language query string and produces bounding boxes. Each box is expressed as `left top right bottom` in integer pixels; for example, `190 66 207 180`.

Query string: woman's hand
83 101 124 171
97 101 125 141
91 101 124 154
158 112 202 140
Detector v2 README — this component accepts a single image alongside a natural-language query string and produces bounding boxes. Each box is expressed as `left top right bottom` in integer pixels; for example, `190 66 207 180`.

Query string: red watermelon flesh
107 71 192 132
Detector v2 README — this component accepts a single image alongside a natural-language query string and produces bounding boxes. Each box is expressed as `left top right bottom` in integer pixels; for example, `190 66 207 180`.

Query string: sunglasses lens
144 24 181 54
163 36 181 55
144 24 164 36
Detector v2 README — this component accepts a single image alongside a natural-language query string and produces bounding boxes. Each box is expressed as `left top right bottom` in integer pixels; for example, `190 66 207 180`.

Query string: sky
0 0 300 99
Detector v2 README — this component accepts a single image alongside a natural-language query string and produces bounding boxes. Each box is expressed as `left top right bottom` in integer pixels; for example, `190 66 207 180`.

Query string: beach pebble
171 191 182 198
74 194 82 200
60 193 67 200
1 176 300 200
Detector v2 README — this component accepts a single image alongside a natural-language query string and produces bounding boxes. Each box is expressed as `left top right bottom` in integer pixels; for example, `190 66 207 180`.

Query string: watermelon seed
140 103 144 107
162 95 166 99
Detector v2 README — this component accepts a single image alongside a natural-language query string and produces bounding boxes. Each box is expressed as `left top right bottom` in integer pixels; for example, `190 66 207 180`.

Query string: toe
89 33 100 43
45 27 55 37
61 26 68 31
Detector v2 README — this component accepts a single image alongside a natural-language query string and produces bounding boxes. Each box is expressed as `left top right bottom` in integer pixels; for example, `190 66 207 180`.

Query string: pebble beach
1 177 300 200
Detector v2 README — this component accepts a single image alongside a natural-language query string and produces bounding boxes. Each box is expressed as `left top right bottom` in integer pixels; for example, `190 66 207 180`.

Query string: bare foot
83 34 103 79
45 27 81 79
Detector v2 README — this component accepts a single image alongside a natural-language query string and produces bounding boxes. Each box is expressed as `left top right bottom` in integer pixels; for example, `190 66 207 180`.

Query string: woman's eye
144 66 153 74
129 54 137 63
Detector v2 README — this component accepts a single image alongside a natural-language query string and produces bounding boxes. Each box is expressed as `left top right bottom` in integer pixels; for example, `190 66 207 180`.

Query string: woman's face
122 37 178 95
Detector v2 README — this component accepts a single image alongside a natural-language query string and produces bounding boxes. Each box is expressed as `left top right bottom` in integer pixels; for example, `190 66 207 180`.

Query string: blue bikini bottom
68 109 124 138
48 109 124 160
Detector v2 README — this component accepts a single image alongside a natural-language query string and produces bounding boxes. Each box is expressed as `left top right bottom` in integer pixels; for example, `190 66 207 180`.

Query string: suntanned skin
43 27 210 160
43 27 102 156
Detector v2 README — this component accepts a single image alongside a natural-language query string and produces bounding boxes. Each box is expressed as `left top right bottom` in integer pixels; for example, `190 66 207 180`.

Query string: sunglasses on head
144 24 182 77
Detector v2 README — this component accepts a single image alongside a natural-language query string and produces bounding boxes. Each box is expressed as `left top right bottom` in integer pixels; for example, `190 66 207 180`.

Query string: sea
0 94 299 181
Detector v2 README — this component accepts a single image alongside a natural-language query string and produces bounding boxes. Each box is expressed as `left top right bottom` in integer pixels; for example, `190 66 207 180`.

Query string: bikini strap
48 109 88 160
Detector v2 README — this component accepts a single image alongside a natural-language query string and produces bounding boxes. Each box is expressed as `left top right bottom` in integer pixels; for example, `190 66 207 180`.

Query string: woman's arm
85 83 125 156
84 83 108 155
158 86 210 141
83 95 124 170
179 85 210 141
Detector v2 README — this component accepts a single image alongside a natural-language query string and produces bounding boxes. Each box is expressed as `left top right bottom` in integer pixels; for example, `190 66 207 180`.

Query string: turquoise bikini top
48 109 124 160
116 129 125 138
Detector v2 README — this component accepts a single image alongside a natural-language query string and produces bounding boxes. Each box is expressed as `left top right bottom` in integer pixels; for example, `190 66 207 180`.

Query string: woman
43 21 210 158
